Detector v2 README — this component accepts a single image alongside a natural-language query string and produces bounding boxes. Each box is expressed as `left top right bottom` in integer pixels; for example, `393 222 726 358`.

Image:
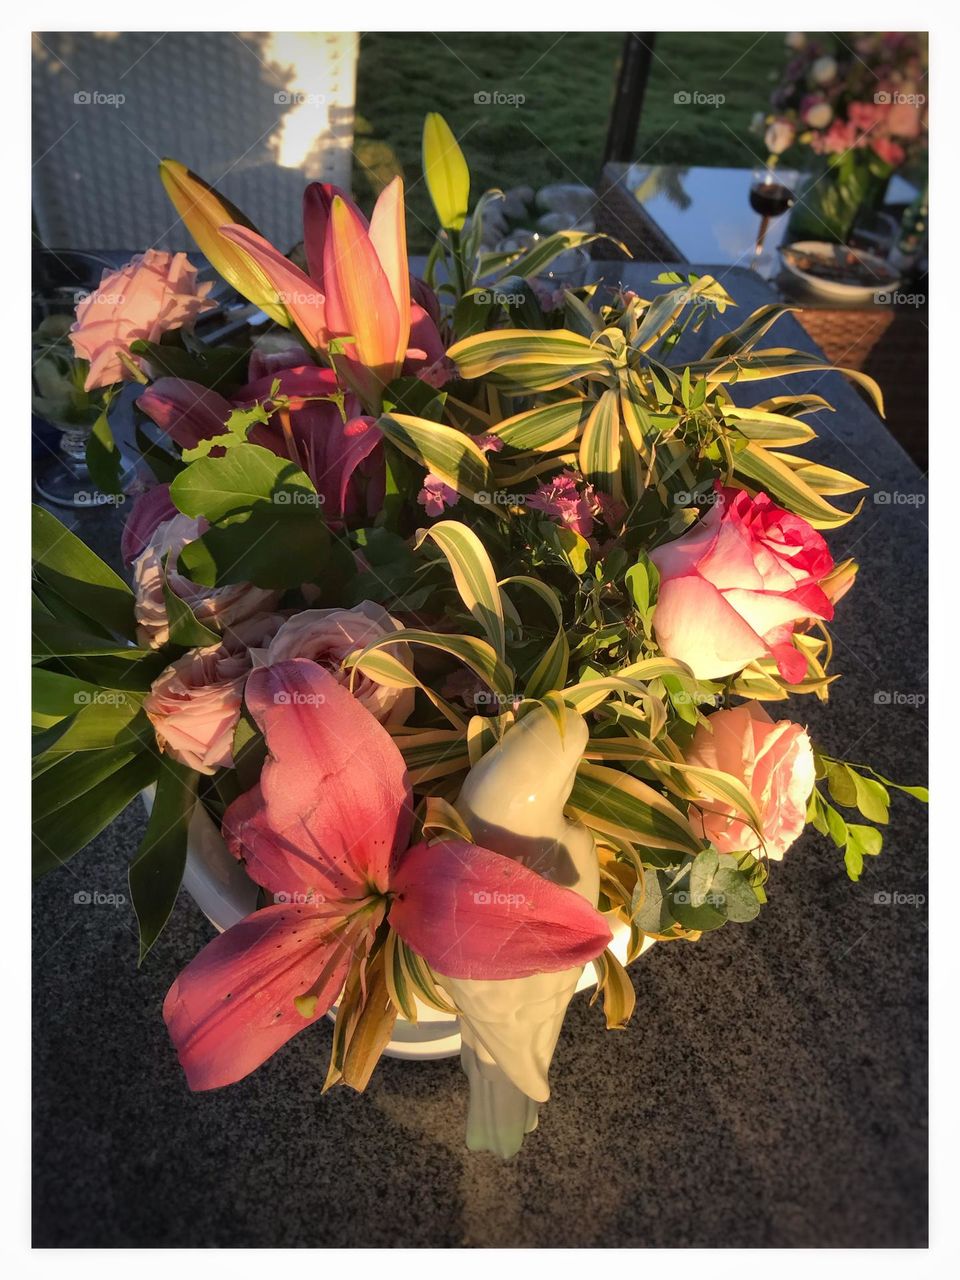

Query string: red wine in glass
749 182 796 218
749 173 796 270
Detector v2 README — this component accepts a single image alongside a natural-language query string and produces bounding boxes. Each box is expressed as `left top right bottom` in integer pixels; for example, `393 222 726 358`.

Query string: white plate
779 240 900 303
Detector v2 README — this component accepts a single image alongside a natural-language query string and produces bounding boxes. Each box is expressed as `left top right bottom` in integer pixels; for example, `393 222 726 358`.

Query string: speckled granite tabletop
32 266 928 1248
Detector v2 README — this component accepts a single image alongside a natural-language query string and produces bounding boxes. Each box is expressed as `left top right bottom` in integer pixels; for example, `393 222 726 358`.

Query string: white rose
811 56 838 86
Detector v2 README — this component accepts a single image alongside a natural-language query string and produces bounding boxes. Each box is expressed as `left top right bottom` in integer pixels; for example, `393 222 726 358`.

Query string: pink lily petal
219 224 328 349
163 902 365 1090
226 661 413 900
388 839 612 980
368 176 411 366
137 378 233 450
404 302 446 372
120 483 176 564
324 195 400 380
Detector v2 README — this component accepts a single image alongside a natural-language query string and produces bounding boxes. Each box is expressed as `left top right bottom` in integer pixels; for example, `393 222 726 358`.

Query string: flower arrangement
755 32 927 243
32 113 926 1158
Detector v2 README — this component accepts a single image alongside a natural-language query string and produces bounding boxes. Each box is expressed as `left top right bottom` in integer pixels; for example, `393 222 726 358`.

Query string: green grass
353 32 786 249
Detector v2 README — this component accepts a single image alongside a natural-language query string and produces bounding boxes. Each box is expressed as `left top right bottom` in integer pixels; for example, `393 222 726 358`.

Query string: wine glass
748 167 798 276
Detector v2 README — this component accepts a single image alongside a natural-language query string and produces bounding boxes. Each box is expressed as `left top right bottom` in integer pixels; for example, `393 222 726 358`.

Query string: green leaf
375 413 492 502
85 409 123 496
569 764 701 853
130 763 198 962
170 443 329 589
161 560 220 647
446 328 608 391
689 846 719 907
489 398 587 452
32 505 137 640
846 823 883 857
33 744 145 819
851 773 890 825
32 751 159 878
491 231 628 283
733 442 862 529
825 762 859 808
578 389 622 497
711 866 761 922
416 521 506 661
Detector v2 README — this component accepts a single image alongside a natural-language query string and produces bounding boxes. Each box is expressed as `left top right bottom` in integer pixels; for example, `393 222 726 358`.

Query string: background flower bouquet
756 32 927 243
32 113 926 1158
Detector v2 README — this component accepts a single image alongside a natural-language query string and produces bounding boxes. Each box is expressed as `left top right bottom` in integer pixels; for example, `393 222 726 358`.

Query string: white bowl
779 240 900 303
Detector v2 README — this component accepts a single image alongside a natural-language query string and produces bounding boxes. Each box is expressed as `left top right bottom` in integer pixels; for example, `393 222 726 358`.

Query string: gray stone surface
32 266 927 1248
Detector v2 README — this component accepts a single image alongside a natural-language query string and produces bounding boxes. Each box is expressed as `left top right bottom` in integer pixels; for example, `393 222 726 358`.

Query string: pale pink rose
70 250 215 391
870 135 906 168
764 118 796 156
888 85 923 139
133 513 280 649
649 486 835 682
263 602 414 725
144 615 285 774
810 55 838 86
684 703 815 860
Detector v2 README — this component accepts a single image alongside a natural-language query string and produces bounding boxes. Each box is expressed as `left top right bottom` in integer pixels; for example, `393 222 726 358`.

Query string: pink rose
649 486 834 682
133 513 280 649
870 136 906 169
144 616 285 774
263 602 414 725
684 703 815 860
70 250 215 391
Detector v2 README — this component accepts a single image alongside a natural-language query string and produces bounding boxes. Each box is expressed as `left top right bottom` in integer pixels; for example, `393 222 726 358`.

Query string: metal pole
602 33 656 165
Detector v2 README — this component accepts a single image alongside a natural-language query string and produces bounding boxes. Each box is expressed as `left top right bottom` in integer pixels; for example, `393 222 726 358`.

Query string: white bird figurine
438 704 600 1158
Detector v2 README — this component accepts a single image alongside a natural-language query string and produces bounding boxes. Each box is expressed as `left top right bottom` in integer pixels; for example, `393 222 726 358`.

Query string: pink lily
163 660 611 1090
138 366 384 526
219 177 444 412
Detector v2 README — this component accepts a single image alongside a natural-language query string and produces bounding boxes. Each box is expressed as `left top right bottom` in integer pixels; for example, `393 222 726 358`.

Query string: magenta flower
163 660 611 1090
526 469 596 537
417 474 460 517
137 365 385 527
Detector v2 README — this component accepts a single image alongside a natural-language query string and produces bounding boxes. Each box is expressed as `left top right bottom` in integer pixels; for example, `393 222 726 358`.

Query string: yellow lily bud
422 113 470 232
159 159 289 327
